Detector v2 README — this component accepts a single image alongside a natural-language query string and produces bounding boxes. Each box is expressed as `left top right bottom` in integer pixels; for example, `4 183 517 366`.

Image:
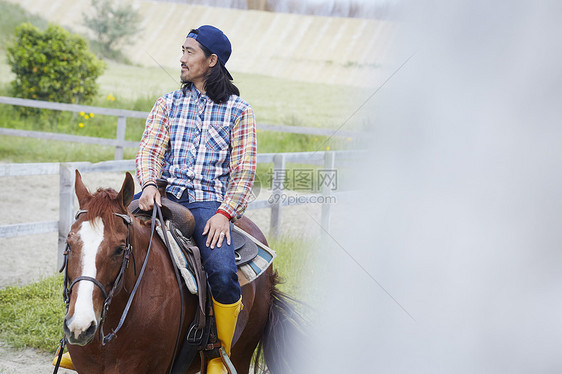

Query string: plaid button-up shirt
136 85 257 220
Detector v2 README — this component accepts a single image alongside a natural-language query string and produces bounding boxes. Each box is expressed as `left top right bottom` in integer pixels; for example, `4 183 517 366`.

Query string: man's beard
180 72 189 84
180 67 191 84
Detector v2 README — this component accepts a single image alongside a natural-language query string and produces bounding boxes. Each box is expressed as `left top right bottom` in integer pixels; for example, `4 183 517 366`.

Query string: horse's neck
129 220 152 279
127 219 178 291
116 219 195 318
105 220 164 316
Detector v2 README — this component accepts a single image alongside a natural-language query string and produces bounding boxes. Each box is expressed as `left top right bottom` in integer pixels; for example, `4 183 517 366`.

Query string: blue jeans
133 191 241 304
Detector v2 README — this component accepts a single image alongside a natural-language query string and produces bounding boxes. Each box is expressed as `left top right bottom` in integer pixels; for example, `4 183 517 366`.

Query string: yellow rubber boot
52 349 75 371
206 297 243 374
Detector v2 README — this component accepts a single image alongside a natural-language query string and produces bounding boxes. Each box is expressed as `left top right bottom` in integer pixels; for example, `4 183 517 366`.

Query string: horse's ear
75 169 92 209
118 172 135 209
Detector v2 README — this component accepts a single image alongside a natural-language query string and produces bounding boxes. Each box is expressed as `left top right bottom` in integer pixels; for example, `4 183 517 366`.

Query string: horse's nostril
85 321 97 337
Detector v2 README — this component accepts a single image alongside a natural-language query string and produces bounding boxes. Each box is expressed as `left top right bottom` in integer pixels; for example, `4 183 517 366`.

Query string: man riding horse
56 25 256 374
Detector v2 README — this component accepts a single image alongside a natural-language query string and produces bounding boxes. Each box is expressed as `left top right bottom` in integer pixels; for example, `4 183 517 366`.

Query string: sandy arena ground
0 171 331 373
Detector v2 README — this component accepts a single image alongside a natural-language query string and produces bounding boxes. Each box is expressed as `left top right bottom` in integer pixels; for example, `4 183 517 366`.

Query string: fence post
269 153 286 239
115 116 127 160
58 163 75 269
321 151 335 233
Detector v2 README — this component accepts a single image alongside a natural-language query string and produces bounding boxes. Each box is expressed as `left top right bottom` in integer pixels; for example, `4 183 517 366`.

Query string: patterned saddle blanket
157 219 276 294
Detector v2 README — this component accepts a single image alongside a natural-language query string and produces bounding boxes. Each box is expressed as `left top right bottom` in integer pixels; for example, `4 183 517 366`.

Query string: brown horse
60 170 303 373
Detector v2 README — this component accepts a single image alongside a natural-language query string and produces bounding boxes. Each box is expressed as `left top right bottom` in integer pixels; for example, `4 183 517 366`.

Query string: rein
98 208 154 345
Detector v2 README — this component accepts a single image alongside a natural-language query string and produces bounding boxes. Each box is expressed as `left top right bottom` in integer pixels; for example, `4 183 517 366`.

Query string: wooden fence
0 151 360 268
0 96 358 160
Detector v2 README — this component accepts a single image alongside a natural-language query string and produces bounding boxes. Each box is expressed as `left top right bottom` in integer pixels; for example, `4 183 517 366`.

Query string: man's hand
138 185 162 211
203 213 231 249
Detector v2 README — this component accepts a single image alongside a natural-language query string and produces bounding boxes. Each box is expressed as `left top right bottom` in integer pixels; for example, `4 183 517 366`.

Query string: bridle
61 209 137 345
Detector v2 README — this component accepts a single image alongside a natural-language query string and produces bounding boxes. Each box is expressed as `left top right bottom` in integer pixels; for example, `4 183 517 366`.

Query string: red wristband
216 209 231 220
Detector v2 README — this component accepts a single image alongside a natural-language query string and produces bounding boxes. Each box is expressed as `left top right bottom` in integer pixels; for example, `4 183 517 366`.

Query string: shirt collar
190 85 209 101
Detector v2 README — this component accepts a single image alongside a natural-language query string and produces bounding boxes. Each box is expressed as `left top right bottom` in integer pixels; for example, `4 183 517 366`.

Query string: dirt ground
0 171 328 373
0 340 75 374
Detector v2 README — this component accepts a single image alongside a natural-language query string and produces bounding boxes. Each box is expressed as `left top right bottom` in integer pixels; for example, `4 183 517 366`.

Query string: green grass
267 235 316 298
96 61 180 103
235 71 369 130
0 235 312 352
0 275 65 351
0 136 137 163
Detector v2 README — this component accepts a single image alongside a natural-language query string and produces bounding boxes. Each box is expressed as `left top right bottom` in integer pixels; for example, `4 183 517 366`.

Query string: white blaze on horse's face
67 217 105 339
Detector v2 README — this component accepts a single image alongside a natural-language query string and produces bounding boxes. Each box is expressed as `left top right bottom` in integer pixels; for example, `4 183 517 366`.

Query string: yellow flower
326 146 331 151
347 137 352 142
84 114 89 119
314 137 318 142
79 111 85 117
256 129 260 133
90 113 94 118
107 94 115 101
79 123 85 128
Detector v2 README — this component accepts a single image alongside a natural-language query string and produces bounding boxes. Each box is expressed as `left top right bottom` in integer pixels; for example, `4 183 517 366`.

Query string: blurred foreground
301 1 562 373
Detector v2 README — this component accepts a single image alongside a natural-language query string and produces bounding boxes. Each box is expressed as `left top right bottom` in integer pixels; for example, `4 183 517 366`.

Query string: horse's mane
84 188 122 228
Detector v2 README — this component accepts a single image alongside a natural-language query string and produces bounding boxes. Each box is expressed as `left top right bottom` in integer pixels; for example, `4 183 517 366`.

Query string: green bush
6 23 105 106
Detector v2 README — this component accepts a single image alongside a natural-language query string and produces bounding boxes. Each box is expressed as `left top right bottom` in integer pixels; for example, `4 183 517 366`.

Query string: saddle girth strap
167 223 207 331
184 241 207 330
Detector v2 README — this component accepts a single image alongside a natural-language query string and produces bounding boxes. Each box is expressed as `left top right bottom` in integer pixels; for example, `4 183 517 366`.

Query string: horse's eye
114 246 125 256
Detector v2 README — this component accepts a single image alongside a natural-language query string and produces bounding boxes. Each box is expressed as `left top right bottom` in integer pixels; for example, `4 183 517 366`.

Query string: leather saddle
128 181 259 266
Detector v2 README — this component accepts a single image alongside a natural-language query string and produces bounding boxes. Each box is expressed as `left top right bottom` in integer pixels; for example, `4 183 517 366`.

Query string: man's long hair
181 41 240 104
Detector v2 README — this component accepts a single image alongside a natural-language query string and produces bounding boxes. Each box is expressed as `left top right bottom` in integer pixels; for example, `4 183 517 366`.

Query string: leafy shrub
6 23 105 106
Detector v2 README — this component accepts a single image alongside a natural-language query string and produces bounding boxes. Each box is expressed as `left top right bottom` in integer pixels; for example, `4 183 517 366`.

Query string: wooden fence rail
0 151 361 267
0 96 359 160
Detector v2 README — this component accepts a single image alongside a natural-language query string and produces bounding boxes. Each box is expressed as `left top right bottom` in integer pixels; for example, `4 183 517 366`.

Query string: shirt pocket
206 123 231 152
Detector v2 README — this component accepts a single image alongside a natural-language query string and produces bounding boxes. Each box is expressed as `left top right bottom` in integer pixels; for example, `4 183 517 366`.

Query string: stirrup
219 347 237 374
201 347 237 374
